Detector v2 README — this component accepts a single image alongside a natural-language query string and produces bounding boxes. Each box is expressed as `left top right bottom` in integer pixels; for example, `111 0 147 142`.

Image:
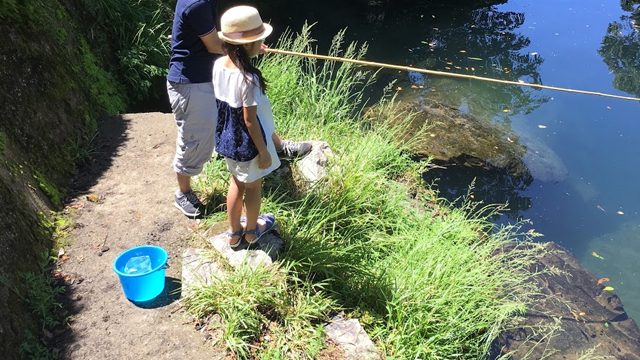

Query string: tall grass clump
72 0 173 103
192 25 546 359
183 262 335 359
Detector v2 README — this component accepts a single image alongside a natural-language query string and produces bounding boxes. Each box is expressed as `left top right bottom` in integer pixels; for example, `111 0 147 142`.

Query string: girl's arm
243 106 272 169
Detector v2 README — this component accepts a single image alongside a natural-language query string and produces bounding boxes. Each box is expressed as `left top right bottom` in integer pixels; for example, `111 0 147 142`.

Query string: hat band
222 24 265 40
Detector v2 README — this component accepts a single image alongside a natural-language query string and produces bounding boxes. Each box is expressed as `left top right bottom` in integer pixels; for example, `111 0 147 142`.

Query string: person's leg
242 178 262 243
227 176 245 246
168 81 217 216
177 173 191 194
272 133 283 151
273 132 312 159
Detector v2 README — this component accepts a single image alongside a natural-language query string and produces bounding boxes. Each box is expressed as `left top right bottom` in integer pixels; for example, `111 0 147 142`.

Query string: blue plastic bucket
113 245 168 302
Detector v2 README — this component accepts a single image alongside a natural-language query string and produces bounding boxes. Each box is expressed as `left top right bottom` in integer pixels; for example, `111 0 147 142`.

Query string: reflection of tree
599 1 640 96
401 6 548 121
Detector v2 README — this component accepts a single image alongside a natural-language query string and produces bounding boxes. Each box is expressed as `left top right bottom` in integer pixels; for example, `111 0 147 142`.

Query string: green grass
4 251 67 360
189 25 545 359
33 171 63 208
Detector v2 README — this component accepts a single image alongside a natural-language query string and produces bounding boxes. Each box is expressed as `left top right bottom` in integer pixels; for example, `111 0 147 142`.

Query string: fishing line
265 48 640 102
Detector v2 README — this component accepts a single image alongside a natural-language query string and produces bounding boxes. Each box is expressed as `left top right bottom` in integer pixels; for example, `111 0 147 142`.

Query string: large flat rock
491 242 640 359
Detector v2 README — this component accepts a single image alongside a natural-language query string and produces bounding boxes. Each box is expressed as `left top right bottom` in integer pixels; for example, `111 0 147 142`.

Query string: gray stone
296 141 333 184
181 248 226 297
208 230 285 270
490 242 640 359
325 314 380 360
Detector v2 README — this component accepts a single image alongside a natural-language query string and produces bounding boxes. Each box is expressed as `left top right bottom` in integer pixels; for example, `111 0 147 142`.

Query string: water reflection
399 5 549 122
599 0 640 96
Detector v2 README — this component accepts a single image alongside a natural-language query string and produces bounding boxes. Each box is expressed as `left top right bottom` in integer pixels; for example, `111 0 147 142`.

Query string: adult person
167 0 223 217
167 0 312 218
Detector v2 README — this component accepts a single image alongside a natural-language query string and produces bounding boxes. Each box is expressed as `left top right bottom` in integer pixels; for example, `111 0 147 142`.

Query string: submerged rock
519 134 568 183
490 242 640 359
370 98 531 179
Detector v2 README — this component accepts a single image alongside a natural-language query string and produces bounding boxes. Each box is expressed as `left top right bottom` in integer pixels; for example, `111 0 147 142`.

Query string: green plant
13 251 68 360
33 172 63 208
75 0 173 102
79 39 126 114
194 26 547 359
19 331 57 360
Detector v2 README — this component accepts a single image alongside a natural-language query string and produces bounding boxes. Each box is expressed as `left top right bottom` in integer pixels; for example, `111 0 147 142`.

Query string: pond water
222 0 640 319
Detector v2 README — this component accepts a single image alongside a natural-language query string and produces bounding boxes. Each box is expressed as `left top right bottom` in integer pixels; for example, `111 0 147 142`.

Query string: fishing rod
265 48 640 102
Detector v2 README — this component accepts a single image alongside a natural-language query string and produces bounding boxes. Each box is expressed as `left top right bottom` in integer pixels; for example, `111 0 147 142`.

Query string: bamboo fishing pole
265 48 640 102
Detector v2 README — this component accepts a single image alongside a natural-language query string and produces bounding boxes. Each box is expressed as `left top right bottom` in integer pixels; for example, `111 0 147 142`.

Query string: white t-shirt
212 57 280 183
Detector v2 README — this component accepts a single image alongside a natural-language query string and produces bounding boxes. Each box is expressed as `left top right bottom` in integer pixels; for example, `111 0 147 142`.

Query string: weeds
33 171 63 208
190 25 545 359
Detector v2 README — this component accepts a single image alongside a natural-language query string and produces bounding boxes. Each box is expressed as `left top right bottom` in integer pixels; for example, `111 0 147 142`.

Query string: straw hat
218 6 273 45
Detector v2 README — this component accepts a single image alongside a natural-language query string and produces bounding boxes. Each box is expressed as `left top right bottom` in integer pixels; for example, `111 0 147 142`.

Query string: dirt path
57 113 223 359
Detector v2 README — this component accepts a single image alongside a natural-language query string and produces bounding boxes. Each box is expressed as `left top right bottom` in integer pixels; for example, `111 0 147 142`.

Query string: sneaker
174 190 202 217
278 140 312 159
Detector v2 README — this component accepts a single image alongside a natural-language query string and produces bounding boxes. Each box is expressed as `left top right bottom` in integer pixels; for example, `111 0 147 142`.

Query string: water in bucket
124 255 152 274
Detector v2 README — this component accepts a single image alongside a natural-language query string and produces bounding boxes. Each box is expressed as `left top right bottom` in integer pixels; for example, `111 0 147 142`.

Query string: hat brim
218 23 273 45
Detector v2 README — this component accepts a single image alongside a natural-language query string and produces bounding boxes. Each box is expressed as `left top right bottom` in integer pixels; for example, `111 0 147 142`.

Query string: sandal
226 229 244 249
243 213 276 245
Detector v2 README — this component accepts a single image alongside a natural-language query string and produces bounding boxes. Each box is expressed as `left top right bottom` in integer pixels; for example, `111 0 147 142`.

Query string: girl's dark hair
223 42 268 94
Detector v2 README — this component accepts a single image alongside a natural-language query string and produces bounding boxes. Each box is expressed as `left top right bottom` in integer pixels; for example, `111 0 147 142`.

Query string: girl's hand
259 43 269 55
257 151 272 169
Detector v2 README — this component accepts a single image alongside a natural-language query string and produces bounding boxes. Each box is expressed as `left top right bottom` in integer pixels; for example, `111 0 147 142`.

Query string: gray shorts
167 81 217 176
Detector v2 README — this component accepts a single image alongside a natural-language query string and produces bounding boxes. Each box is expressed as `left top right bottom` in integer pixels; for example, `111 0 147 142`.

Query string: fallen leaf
538 124 547 129
86 194 100 203
597 277 610 286
591 251 605 260
603 286 615 292
67 202 85 210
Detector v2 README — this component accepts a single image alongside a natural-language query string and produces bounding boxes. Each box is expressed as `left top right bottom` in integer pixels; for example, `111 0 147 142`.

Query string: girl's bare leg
243 178 262 243
227 176 245 245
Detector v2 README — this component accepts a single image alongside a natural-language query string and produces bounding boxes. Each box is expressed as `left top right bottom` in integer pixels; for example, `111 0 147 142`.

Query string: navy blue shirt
167 0 218 84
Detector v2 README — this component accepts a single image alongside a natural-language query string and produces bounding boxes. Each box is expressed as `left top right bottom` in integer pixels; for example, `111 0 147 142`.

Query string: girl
213 5 281 247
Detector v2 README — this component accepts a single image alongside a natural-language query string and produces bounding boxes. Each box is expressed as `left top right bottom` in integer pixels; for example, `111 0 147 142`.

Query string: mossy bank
0 0 170 356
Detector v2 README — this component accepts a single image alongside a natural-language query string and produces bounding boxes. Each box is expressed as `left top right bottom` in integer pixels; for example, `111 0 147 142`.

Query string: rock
490 242 640 359
181 248 226 297
367 98 530 179
208 230 284 270
325 313 380 360
296 141 333 184
519 134 568 183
